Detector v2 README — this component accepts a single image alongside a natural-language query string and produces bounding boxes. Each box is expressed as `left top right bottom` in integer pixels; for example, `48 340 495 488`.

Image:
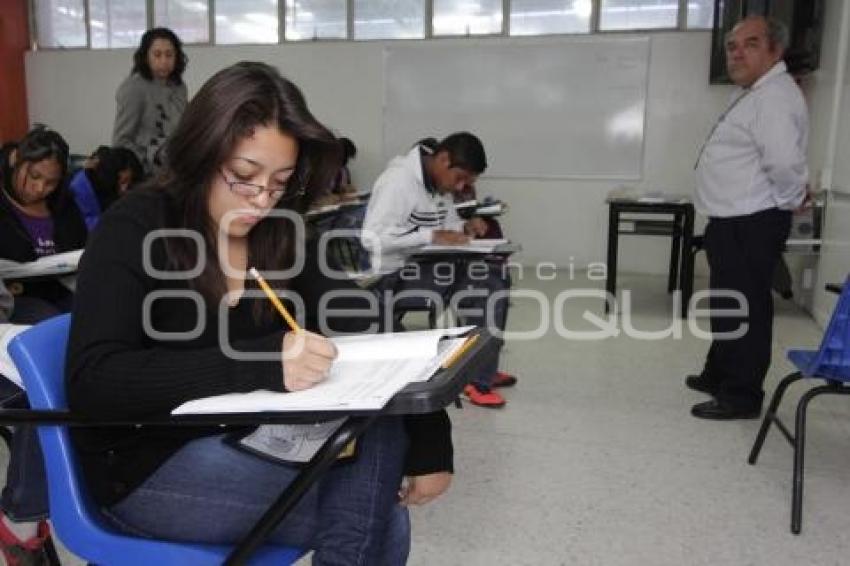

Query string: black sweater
66 188 452 507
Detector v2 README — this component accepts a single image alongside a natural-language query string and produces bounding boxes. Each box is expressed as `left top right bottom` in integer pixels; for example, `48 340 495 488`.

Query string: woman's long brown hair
158 61 341 323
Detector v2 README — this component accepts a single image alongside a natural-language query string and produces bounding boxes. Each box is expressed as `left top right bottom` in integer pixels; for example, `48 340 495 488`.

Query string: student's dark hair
435 132 487 174
112 146 144 186
339 137 357 164
414 137 439 152
1 125 71 210
160 61 341 319
131 27 187 84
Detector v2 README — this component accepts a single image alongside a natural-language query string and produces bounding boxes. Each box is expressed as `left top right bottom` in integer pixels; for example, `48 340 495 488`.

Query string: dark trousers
1 297 63 521
701 208 791 410
374 259 510 390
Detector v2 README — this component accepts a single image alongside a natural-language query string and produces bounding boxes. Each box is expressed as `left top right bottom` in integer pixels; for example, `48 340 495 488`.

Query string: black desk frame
605 200 695 318
0 330 500 565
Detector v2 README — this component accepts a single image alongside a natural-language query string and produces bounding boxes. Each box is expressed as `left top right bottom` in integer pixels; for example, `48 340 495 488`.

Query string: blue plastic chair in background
748 277 850 534
8 314 304 565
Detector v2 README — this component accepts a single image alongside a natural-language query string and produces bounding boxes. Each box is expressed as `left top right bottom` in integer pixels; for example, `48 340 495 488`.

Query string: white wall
805 0 850 325
27 32 737 272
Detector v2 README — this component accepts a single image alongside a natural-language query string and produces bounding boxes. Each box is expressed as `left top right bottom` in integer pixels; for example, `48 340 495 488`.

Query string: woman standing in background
112 27 188 176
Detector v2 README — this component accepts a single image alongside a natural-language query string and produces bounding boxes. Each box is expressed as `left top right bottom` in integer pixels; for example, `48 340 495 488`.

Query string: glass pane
433 0 502 36
34 0 87 48
90 0 147 49
285 0 346 40
599 0 678 30
354 0 424 40
686 0 715 29
215 0 279 44
155 0 210 44
510 0 592 36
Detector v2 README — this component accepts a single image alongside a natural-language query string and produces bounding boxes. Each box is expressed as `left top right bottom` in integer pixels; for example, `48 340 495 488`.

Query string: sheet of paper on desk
475 203 506 215
636 192 690 204
0 250 84 280
172 327 473 414
0 324 31 389
419 239 508 253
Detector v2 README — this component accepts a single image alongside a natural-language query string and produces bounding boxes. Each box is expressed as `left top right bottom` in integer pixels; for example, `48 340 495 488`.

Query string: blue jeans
105 418 410 565
0 296 63 521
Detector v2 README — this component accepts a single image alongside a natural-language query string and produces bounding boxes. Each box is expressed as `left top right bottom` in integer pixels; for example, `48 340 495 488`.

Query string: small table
605 197 695 318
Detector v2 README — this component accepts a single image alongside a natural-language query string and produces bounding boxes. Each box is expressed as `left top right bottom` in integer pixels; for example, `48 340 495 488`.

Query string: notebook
172 326 476 415
0 250 84 280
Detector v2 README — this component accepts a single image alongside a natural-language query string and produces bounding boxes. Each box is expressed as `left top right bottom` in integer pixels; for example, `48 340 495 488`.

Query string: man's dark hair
435 132 487 174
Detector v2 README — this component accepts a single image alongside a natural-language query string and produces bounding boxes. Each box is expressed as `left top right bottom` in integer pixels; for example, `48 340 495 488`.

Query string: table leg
668 213 682 293
679 207 695 319
605 204 619 313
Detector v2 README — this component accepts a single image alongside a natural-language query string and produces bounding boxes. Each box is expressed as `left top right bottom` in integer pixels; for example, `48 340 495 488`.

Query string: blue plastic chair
748 277 850 534
8 314 304 565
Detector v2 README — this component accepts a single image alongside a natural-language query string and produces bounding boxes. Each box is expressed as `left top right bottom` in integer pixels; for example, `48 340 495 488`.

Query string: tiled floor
5 271 850 565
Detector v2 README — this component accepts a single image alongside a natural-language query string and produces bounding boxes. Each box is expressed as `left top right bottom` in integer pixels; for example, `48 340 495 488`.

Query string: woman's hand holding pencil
250 267 338 391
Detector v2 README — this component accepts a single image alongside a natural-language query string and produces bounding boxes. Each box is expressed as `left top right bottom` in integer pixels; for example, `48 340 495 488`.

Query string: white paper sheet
172 329 472 414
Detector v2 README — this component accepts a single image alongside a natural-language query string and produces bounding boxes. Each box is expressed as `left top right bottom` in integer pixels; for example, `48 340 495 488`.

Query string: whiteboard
383 37 650 180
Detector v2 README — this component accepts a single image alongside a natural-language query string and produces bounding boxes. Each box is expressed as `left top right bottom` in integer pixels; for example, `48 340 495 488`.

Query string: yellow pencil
441 333 480 369
248 267 301 332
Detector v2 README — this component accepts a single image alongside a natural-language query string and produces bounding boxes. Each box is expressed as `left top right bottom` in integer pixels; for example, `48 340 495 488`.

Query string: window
89 0 146 48
686 0 714 30
510 0 592 36
285 0 347 40
354 0 425 40
599 0 678 31
154 0 211 44
34 0 87 48
433 0 502 36
215 0 279 44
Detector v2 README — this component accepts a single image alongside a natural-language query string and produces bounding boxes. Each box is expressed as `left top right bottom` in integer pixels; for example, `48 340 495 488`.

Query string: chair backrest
8 314 301 565
807 276 850 380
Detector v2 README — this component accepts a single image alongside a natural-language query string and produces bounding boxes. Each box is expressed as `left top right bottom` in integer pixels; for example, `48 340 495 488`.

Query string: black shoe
691 399 760 420
685 374 718 396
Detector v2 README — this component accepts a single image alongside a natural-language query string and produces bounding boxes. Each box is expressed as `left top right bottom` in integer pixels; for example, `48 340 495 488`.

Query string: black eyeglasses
219 168 307 201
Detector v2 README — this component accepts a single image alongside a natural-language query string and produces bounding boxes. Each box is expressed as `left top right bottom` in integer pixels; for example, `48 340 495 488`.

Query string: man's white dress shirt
695 61 809 218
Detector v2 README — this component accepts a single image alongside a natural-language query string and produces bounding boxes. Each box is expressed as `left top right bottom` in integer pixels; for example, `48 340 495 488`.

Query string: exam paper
172 328 472 414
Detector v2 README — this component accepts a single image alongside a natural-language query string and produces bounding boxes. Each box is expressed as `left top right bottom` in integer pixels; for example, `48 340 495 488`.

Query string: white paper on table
418 239 509 254
0 250 84 280
172 328 473 415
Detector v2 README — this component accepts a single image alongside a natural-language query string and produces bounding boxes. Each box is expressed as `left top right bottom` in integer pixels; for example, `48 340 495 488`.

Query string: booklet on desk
172 326 476 415
0 250 84 280
418 239 508 254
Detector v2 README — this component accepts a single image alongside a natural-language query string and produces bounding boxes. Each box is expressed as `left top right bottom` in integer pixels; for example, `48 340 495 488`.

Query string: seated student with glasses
67 61 453 565
361 133 516 408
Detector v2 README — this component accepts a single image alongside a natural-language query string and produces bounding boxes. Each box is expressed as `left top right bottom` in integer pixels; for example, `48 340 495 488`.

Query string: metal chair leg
748 371 803 465
790 384 850 535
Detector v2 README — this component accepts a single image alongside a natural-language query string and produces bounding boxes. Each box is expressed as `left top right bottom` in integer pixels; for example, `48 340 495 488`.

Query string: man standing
688 15 808 420
362 132 516 407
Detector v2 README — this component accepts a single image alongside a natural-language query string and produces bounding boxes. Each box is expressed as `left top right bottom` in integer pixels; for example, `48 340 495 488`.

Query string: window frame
29 0 711 50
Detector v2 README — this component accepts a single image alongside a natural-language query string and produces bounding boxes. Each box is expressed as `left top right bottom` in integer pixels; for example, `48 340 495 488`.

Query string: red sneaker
463 384 506 408
491 371 517 388
0 516 52 566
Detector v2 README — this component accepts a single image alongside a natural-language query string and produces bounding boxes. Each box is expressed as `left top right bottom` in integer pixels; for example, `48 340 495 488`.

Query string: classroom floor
7 271 850 565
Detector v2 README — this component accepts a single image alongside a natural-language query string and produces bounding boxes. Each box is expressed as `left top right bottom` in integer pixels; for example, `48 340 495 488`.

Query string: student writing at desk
67 62 452 565
362 132 516 408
